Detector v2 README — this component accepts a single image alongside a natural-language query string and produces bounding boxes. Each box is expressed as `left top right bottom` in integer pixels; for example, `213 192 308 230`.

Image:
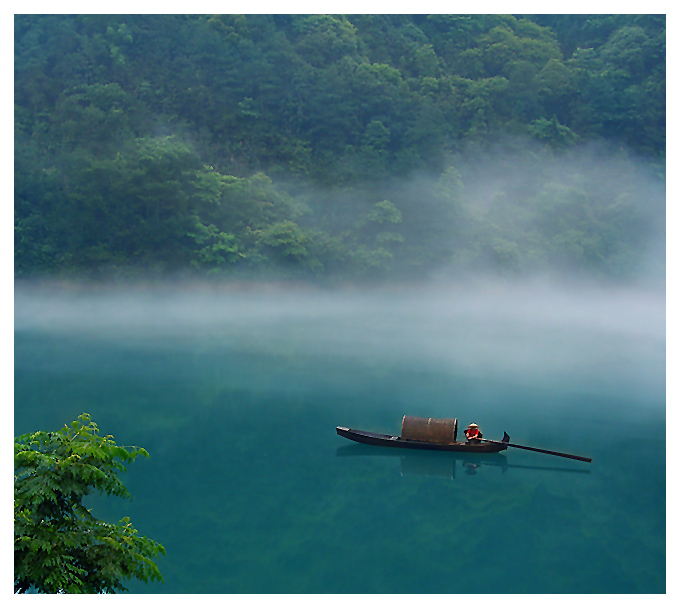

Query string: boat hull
336 426 508 453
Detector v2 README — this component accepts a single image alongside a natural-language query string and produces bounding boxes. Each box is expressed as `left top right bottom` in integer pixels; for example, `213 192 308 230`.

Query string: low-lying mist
15 277 666 402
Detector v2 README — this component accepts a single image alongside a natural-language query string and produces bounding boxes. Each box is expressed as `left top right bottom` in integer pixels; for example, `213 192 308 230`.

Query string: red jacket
465 427 481 440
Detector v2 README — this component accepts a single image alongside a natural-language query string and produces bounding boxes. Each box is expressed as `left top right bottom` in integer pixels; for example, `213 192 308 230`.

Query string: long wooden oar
481 434 592 463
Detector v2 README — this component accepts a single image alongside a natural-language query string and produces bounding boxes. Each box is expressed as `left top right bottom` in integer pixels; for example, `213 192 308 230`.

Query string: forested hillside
14 14 666 282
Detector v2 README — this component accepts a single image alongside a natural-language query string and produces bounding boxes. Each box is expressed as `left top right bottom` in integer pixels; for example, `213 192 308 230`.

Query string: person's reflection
463 461 479 475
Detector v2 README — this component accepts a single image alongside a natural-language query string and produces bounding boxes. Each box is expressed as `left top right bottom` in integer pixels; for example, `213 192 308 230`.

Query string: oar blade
507 442 592 463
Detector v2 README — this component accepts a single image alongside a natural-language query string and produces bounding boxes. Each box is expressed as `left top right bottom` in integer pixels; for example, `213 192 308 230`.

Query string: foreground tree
14 413 164 593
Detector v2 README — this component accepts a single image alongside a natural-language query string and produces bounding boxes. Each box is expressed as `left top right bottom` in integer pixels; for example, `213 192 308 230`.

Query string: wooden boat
336 426 509 453
336 415 592 463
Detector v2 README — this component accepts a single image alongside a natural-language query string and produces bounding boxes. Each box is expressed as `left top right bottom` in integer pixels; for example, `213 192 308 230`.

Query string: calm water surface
14 281 666 593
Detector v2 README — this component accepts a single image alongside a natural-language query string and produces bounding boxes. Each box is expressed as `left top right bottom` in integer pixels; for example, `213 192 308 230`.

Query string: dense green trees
14 14 665 282
14 414 164 593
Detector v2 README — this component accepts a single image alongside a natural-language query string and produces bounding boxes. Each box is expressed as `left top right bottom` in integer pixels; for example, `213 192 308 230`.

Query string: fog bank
15 278 665 401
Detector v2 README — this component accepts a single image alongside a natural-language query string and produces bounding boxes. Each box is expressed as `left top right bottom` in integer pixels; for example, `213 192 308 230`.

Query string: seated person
464 423 483 443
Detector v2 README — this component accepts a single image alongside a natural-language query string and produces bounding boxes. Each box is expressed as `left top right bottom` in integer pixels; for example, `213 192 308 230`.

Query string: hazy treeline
14 14 665 281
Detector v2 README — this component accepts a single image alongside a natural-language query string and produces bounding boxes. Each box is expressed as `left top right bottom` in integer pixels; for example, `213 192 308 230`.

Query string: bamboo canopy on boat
401 416 458 444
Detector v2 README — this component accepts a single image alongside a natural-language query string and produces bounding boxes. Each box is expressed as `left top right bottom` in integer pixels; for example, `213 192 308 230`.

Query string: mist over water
15 277 665 394
14 277 666 593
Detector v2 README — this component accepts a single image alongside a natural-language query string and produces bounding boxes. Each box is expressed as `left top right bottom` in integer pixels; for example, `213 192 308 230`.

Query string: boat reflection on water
335 444 591 480
399 449 503 479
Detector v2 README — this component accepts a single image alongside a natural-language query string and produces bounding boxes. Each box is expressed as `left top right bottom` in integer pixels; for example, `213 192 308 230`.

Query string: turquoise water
14 281 666 593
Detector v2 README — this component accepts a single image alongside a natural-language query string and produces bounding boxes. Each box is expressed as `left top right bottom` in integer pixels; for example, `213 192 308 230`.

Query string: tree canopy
14 14 665 282
14 413 164 594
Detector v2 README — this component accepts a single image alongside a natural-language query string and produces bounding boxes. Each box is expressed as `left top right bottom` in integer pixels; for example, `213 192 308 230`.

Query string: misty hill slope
14 15 665 282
